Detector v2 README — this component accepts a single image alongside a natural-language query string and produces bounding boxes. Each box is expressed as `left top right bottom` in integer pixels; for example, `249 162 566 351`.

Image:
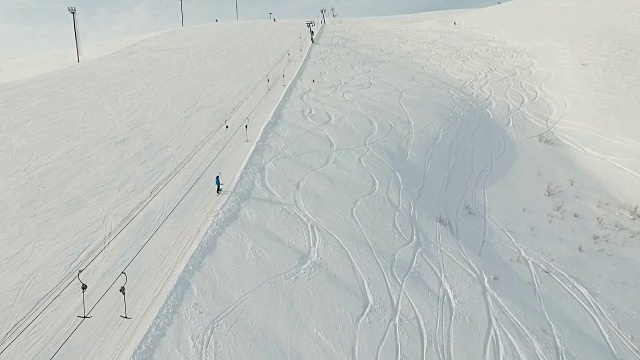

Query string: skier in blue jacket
215 175 222 194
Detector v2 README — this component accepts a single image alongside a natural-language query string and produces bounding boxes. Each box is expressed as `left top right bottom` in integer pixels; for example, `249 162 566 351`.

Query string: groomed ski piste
1 0 639 359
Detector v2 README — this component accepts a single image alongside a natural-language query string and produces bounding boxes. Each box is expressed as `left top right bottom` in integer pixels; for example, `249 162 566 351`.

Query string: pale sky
0 0 502 57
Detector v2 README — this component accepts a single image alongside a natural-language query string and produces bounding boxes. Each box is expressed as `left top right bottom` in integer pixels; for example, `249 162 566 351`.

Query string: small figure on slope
216 175 223 195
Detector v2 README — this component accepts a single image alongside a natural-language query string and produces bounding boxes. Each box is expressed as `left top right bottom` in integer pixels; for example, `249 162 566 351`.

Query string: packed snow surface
0 21 311 359
2 0 640 359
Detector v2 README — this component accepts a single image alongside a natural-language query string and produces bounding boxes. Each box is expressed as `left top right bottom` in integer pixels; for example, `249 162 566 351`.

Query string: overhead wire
0 29 306 357
48 35 304 358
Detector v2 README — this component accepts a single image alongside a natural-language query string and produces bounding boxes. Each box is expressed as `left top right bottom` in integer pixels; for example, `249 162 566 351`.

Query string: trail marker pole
76 270 91 319
267 77 270 90
235 0 238 21
119 272 132 319
245 123 249 142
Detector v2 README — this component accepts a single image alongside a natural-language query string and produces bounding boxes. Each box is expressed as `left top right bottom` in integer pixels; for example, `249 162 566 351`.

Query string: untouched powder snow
0 32 159 85
0 21 312 359
135 2 640 360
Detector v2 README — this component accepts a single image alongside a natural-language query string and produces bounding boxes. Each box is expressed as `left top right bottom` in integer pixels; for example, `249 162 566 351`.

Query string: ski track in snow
3 8 638 360
134 17 640 360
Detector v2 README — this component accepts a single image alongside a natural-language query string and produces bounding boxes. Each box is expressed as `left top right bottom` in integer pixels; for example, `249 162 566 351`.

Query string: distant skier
215 175 222 195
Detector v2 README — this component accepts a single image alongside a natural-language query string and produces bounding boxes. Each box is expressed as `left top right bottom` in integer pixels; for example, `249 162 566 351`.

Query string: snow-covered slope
0 21 312 359
461 0 640 203
0 0 506 59
0 32 159 85
2 0 640 359
134 2 640 360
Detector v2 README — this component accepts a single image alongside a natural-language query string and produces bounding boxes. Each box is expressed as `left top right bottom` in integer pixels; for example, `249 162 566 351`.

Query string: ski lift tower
67 7 80 63
306 21 314 43
179 0 184 27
